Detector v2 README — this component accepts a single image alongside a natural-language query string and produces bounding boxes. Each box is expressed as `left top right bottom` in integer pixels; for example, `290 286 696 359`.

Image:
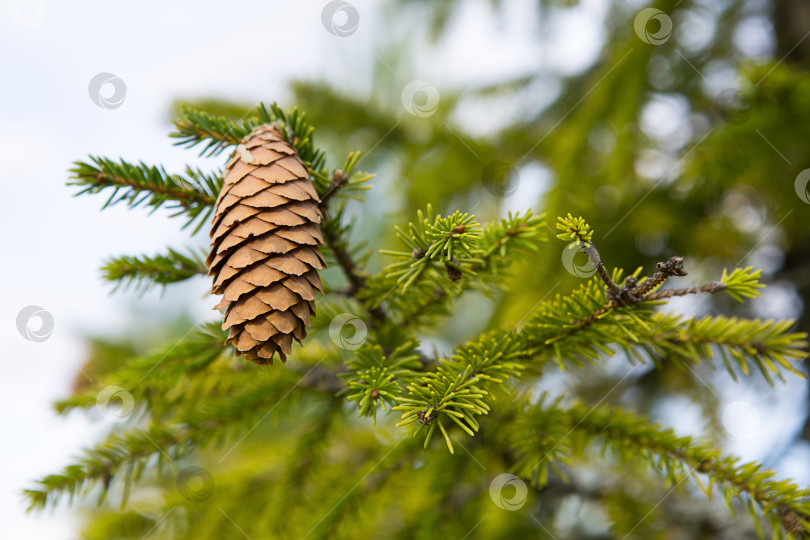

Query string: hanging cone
208 124 326 364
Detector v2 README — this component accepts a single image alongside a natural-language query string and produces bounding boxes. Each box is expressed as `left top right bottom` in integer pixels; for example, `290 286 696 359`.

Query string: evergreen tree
25 1 810 537
25 101 809 538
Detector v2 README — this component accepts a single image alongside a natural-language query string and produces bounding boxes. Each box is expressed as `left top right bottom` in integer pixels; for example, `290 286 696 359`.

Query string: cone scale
207 125 326 364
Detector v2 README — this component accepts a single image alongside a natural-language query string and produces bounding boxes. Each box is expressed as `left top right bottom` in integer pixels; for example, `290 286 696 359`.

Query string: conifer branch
25 425 186 511
316 153 373 210
368 210 544 325
392 274 806 451
379 205 482 291
519 275 807 379
390 217 805 452
507 399 810 537
69 158 221 233
319 169 350 209
54 322 228 417
304 440 422 539
318 205 386 323
557 213 622 298
339 342 422 423
171 102 337 179
102 248 208 293
39 92 810 538
170 105 255 156
555 216 763 311
393 330 527 452
641 313 807 383
27 367 338 511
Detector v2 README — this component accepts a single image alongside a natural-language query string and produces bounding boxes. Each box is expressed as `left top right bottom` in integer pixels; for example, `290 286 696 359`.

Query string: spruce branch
629 264 761 303
388 275 803 453
54 322 228 419
520 275 807 380
379 205 483 292
315 152 374 210
24 427 174 510
642 313 808 383
27 366 338 511
364 210 546 326
102 248 208 294
170 105 255 156
557 214 622 298
171 102 340 183
69 158 220 233
507 398 810 538
524 269 649 367
634 256 688 296
318 204 387 323
339 342 422 424
390 217 805 454
477 211 546 269
393 330 526 453
721 267 766 302
319 169 350 209
38 85 810 539
554 216 764 308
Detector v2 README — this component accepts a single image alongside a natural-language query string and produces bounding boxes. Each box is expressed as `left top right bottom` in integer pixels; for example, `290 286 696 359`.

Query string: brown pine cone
207 124 326 364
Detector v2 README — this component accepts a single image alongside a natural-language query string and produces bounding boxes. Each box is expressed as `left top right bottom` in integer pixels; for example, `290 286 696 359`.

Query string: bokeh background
2 0 809 537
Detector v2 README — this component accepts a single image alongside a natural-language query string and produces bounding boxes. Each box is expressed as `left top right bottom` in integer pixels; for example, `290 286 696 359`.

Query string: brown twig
318 169 350 211
642 282 725 301
635 256 688 296
578 240 623 299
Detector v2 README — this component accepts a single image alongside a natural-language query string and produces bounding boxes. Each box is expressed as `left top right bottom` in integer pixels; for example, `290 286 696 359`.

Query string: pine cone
207 125 326 364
